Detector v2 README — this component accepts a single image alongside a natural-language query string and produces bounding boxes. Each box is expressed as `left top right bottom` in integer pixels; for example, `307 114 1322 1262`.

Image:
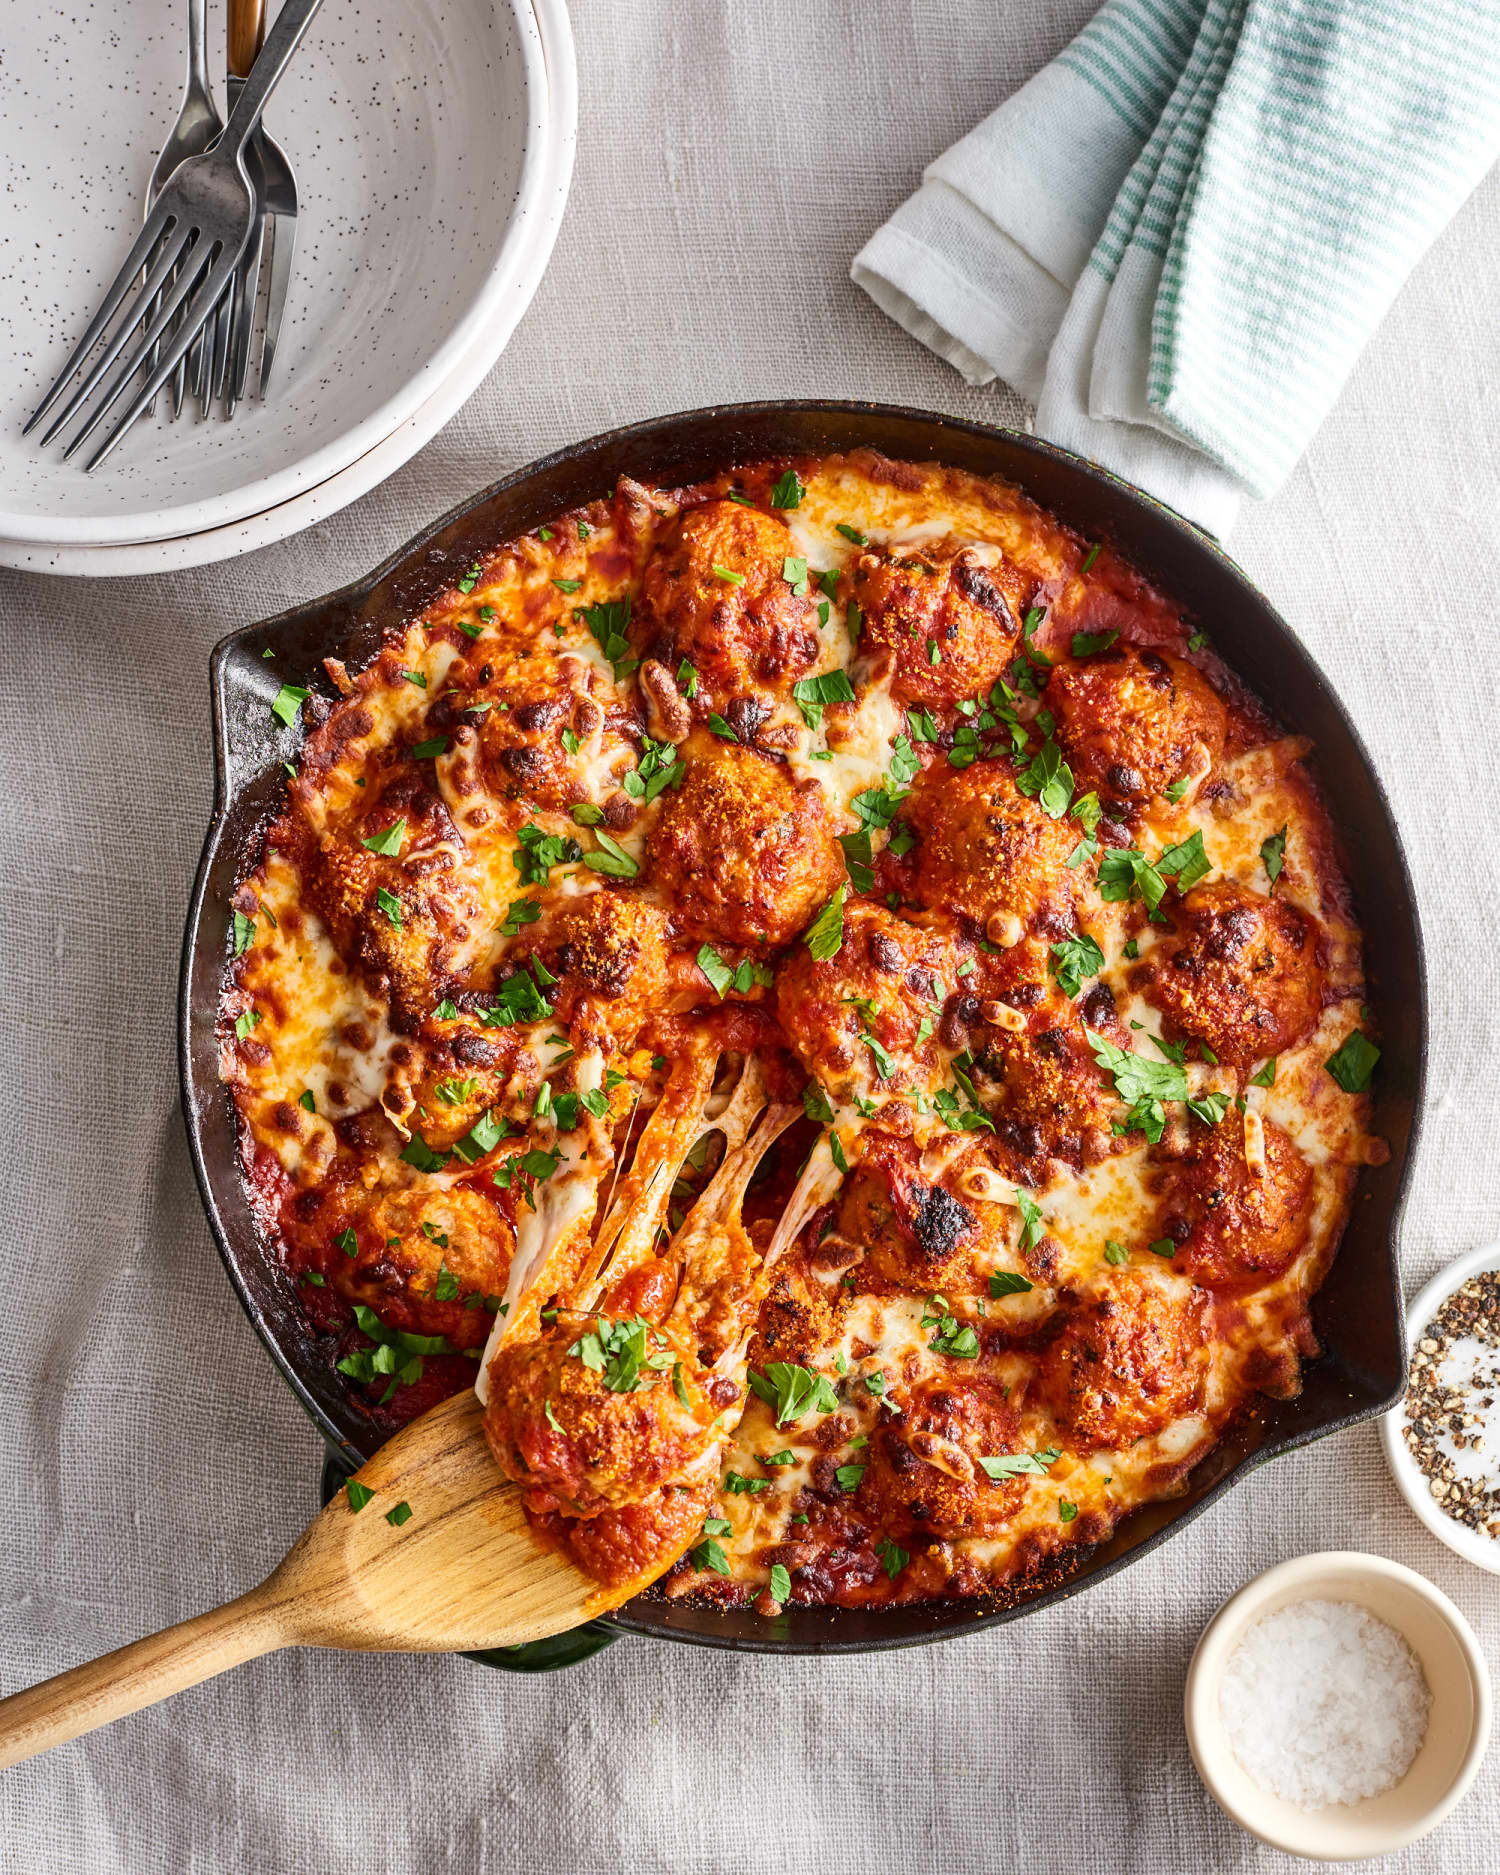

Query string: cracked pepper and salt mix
1402 1270 1500 1541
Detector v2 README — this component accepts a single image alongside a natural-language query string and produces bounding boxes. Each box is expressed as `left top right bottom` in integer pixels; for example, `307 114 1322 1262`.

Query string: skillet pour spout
179 401 1425 1659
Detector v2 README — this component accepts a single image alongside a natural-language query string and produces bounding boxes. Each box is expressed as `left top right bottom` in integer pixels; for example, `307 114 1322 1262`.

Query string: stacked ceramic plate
0 0 575 576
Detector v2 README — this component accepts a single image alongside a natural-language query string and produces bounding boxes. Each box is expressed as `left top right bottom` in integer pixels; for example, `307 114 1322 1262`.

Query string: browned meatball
774 900 957 1104
553 889 672 1049
748 1247 852 1368
483 1313 720 1515
906 757 1080 943
1133 880 1324 1070
636 500 821 713
300 770 481 1030
863 1378 1029 1539
968 979 1125 1179
1047 646 1226 807
332 1185 512 1350
474 652 629 813
837 1129 1000 1294
1156 1114 1312 1288
852 542 1025 708
1032 1268 1208 1451
649 742 843 949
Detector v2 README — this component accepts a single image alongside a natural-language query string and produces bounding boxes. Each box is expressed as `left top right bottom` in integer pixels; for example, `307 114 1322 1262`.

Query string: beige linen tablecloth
2 3 1498 1869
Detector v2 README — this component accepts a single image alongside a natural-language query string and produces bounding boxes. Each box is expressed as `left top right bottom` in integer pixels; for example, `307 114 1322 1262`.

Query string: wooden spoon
0 1390 643 1769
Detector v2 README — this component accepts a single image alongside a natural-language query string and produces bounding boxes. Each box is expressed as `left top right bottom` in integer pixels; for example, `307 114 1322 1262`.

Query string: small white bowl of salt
1184 1552 1490 1860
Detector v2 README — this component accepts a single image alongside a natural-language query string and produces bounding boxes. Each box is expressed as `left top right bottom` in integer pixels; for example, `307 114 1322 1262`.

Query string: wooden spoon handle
227 0 267 80
0 1586 286 1770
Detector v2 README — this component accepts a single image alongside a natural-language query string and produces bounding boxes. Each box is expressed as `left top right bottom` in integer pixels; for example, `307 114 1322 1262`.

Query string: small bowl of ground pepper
1383 1242 1500 1575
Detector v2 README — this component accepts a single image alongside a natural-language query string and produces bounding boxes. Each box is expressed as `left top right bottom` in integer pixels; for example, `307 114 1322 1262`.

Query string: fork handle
221 0 326 156
228 0 266 81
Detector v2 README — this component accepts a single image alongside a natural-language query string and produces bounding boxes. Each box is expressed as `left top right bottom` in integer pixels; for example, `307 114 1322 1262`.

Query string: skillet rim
179 398 1427 1657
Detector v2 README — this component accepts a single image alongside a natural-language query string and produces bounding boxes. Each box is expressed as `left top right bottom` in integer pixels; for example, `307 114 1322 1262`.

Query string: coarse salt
1219 1598 1430 1809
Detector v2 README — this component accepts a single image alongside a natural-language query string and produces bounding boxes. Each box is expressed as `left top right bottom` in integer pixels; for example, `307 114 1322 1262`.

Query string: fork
223 0 300 413
23 0 328 470
143 0 222 419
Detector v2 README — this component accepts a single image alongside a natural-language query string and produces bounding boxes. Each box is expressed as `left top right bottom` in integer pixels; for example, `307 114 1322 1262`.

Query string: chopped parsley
875 1537 909 1580
385 1501 413 1527
691 1530 731 1576
584 831 640 878
375 886 402 926
768 1562 792 1603
922 1295 979 1359
836 522 868 545
451 1110 509 1164
1014 1190 1047 1255
770 470 804 509
1148 1238 1178 1258
783 555 809 596
1103 1240 1129 1266
1059 1499 1079 1523
347 1481 374 1512
1261 824 1288 886
1084 1028 1190 1144
747 1362 838 1426
792 668 856 729
1015 739 1074 819
706 713 738 740
569 1315 676 1393
361 819 406 856
711 564 746 586
232 910 256 956
233 1008 261 1041
677 659 699 699
400 670 427 690
576 598 638 681
411 736 448 760
514 823 582 885
298 1090 315 1113
979 1448 1060 1480
1157 828 1212 891
803 883 846 962
1049 932 1104 998
834 1464 866 1493
1080 543 1103 573
270 683 309 727
551 577 583 595
1325 1030 1380 1093
1070 628 1117 656
989 1270 1033 1298
1249 1057 1278 1089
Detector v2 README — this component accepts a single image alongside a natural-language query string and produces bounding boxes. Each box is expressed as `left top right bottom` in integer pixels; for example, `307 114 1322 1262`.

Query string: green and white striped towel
852 0 1500 536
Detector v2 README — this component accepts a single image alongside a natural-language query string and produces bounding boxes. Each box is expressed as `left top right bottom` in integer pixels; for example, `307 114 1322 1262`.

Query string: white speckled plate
0 0 576 576
0 0 559 548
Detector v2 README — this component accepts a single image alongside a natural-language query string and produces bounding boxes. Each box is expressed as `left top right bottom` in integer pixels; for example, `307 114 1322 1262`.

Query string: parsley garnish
362 820 406 856
1015 739 1074 818
1157 828 1211 891
576 598 637 681
1103 1240 1129 1266
1049 932 1104 998
569 1315 676 1393
375 886 402 926
834 1464 866 1493
513 823 582 885
921 1295 979 1358
770 469 803 509
584 831 639 878
1261 825 1288 886
1084 1029 1189 1143
803 883 846 962
836 523 867 545
783 555 809 596
712 564 746 586
768 1562 792 1602
1325 1030 1379 1093
1249 1057 1277 1089
347 1481 374 1512
747 1363 838 1426
1080 543 1102 573
270 683 309 727
989 1270 1033 1298
979 1448 1060 1480
875 1537 908 1580
677 659 699 699
232 910 256 956
706 713 738 740
412 736 448 760
792 668 856 729
385 1501 413 1527
1070 628 1117 656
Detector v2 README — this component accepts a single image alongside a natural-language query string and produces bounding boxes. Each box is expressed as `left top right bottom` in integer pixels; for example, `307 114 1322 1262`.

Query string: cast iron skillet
180 401 1425 1660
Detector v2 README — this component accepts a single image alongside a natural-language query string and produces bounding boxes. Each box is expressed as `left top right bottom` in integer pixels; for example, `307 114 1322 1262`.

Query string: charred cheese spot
838 1130 1000 1294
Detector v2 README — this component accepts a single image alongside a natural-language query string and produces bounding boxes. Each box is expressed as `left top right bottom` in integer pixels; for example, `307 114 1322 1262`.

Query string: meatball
1133 880 1324 1070
333 1185 512 1350
907 757 1080 943
748 1248 852 1368
636 500 821 712
852 542 1025 708
553 889 672 1049
553 1475 717 1589
774 900 956 1104
1047 646 1226 807
968 980 1123 1179
648 742 843 949
862 1378 1029 1539
1157 1113 1312 1288
474 650 629 813
1032 1267 1208 1451
837 1130 1000 1294
483 1314 720 1515
303 773 482 1030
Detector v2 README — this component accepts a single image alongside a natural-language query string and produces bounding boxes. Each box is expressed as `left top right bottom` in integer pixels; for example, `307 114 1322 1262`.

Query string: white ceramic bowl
0 0 576 578
0 0 557 549
1382 1241 1500 1575
1185 1552 1490 1861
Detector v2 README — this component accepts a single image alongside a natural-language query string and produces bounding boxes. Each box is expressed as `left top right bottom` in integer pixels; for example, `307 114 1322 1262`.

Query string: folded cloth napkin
852 0 1500 537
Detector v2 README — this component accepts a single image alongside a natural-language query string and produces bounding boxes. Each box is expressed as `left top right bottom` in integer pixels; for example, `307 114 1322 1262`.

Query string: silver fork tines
24 0 325 465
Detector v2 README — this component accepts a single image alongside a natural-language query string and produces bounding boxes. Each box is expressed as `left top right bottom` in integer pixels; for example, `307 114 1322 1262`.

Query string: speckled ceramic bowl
0 0 560 549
